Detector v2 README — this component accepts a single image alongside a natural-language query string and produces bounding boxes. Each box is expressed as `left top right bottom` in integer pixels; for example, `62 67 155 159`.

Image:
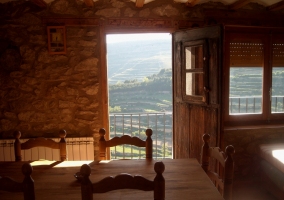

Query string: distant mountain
107 39 172 85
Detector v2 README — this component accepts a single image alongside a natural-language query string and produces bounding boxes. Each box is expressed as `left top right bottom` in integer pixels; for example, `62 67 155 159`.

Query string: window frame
181 39 209 105
223 26 284 126
102 27 175 159
270 34 284 119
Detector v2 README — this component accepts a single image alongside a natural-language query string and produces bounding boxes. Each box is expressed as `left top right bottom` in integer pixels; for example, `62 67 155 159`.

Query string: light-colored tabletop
0 158 224 200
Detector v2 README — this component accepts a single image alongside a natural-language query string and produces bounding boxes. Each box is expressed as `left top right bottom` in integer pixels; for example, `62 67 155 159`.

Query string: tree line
109 68 172 93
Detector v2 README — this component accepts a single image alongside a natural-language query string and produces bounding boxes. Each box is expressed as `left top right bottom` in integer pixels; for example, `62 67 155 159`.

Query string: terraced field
107 37 171 85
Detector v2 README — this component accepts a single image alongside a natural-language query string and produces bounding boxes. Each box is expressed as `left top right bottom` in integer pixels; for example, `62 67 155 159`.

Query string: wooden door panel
173 26 222 160
173 102 190 158
208 38 220 105
188 105 205 159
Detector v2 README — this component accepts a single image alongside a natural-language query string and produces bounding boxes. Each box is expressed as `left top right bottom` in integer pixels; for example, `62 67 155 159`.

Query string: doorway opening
106 33 173 159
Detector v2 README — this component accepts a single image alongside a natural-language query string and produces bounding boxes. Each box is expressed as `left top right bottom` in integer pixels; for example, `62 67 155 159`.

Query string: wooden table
0 158 224 200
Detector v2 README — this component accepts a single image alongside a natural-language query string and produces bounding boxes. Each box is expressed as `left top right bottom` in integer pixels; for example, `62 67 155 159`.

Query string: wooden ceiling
1 0 284 10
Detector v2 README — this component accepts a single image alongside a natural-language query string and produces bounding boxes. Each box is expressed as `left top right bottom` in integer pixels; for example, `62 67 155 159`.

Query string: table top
0 158 224 200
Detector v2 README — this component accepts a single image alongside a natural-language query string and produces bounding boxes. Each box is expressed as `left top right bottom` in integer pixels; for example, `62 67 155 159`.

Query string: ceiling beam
84 0 94 7
229 0 253 10
186 0 200 7
136 0 145 8
267 0 284 11
30 0 47 8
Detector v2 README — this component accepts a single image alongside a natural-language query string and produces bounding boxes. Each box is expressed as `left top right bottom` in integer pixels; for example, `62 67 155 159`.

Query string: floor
233 179 278 200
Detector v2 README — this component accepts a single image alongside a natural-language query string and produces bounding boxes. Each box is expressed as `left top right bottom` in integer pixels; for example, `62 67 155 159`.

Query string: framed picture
47 26 66 54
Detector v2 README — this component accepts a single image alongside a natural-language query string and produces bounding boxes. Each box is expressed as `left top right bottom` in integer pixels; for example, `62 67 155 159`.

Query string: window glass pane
229 41 263 115
186 72 203 96
272 42 284 113
229 67 263 114
185 45 203 69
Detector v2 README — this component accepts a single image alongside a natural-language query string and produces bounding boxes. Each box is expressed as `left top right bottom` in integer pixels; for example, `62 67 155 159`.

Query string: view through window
228 35 284 121
106 33 172 159
229 41 264 114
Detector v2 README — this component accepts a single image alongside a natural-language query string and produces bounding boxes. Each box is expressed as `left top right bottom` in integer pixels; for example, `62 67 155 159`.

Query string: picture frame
47 26 66 54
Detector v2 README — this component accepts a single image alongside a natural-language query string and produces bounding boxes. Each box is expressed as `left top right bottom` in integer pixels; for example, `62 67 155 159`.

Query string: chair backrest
99 128 153 160
80 161 165 200
201 133 235 200
14 129 67 161
0 162 35 200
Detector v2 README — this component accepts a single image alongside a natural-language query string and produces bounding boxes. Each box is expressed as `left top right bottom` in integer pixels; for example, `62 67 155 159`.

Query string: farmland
106 34 173 158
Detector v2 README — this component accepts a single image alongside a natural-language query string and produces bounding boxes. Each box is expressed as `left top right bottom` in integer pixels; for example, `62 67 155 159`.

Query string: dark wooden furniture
80 161 165 200
0 159 223 200
14 130 67 161
201 133 235 200
0 162 35 200
99 128 152 160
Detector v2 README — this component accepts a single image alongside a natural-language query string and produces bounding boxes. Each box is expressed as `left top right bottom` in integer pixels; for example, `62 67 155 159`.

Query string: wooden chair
14 129 67 161
201 133 235 200
80 161 165 200
0 162 35 200
99 128 153 160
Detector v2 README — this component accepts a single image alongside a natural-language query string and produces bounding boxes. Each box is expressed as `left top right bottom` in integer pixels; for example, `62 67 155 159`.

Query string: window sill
224 124 284 131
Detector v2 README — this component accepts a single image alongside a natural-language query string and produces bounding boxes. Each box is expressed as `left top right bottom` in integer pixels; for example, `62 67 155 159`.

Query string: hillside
107 38 171 85
109 68 172 113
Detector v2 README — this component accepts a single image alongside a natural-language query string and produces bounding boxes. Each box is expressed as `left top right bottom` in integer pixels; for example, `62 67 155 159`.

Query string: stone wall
0 2 101 140
0 0 218 160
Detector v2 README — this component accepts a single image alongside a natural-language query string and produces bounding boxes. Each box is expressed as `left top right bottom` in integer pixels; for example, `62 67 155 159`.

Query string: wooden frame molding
99 26 109 143
105 18 203 30
42 17 203 30
106 18 173 28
